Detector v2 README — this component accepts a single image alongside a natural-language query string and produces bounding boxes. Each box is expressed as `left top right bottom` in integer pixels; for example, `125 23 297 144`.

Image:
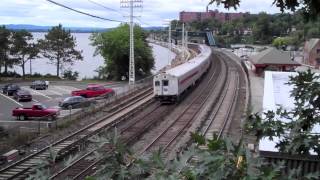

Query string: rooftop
250 48 300 65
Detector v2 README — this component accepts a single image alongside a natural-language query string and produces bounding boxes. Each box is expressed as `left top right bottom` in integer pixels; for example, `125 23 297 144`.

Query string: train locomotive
153 44 212 103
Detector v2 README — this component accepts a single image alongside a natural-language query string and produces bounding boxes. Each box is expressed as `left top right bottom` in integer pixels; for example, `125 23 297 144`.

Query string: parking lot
0 81 127 121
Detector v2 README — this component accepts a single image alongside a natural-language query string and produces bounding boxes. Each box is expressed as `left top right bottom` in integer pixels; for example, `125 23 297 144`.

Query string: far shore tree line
0 24 83 78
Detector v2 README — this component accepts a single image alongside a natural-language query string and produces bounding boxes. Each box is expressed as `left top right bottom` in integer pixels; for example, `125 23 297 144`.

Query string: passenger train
153 44 212 103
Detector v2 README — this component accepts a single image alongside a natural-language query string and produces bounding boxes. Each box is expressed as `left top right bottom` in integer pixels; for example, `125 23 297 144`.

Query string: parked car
30 80 47 90
59 96 94 109
13 90 32 102
2 84 20 96
12 104 59 121
71 84 115 98
2 84 12 94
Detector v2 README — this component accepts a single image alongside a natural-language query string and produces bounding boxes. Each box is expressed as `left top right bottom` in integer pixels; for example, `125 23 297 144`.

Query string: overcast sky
0 0 282 28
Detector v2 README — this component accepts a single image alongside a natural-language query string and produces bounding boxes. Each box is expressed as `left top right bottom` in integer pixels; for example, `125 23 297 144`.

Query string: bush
0 71 21 78
63 70 79 80
24 73 58 79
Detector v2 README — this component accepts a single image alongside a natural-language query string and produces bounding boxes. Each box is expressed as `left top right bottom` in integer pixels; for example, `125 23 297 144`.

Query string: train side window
162 80 169 86
155 81 160 86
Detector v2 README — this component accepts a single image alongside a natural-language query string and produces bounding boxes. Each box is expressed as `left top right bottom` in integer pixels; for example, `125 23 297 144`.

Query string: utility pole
120 0 142 85
182 23 185 60
185 30 188 49
168 22 172 65
164 19 172 66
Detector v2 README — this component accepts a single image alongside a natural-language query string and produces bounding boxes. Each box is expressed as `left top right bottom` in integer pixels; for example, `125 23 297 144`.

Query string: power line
46 0 124 23
87 0 151 26
87 0 125 16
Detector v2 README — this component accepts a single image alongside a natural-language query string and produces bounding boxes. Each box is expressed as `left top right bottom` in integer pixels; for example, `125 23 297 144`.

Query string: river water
13 33 175 79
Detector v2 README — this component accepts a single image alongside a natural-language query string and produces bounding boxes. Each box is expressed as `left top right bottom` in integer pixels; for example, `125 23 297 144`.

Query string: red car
71 84 115 98
12 104 60 121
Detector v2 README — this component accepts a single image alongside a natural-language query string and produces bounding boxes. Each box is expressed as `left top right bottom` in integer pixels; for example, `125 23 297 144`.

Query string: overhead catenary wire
46 0 125 23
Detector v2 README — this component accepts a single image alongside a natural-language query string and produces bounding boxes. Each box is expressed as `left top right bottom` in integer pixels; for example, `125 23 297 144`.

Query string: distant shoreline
1 24 163 33
16 30 105 33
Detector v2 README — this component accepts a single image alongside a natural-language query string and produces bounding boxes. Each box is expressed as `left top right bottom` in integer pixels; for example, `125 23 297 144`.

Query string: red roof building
249 48 301 76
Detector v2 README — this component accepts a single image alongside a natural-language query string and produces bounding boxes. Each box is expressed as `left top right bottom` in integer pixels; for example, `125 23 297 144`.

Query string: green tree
208 0 320 18
38 24 83 77
0 26 13 74
252 12 273 44
10 30 39 77
272 37 291 49
91 24 154 81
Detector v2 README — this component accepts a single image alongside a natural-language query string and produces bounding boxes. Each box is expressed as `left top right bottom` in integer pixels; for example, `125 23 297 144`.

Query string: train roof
165 45 212 77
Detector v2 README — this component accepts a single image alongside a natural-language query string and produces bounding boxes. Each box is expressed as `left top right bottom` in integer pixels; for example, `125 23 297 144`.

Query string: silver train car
153 44 212 103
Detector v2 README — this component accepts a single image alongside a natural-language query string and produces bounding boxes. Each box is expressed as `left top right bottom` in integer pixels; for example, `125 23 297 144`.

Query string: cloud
0 0 284 28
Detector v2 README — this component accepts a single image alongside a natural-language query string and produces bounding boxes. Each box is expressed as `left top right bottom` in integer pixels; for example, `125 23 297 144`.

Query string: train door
154 80 162 95
162 79 169 95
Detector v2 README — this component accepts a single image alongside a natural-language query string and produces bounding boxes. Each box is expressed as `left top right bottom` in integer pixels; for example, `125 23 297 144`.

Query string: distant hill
2 24 163 33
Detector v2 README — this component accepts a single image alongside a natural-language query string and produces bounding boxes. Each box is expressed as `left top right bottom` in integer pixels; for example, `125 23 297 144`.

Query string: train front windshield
162 80 169 86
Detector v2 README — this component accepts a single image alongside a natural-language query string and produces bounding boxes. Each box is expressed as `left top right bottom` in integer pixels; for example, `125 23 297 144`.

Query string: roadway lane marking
22 87 52 99
61 86 81 91
32 99 39 103
0 93 23 106
47 90 63 96
53 86 72 94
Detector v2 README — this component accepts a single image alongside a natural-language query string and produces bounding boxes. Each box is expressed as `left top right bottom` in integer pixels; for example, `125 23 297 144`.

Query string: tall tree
208 0 320 18
38 24 83 77
10 30 39 77
252 12 272 44
0 26 12 74
91 24 154 81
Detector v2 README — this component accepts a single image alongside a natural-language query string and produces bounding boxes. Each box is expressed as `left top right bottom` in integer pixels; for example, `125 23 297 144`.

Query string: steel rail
217 74 240 139
138 55 223 155
0 88 153 180
52 103 168 180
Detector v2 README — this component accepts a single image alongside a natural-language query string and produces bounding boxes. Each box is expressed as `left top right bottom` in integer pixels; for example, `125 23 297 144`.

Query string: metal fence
260 151 320 176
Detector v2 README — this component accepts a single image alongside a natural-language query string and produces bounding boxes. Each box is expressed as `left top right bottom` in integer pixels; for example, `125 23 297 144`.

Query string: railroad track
137 54 227 156
0 88 154 180
202 52 241 139
50 102 172 180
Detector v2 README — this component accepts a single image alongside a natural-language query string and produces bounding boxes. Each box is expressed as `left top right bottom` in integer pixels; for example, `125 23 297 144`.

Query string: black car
59 96 94 109
13 90 32 101
2 84 20 96
30 80 47 90
2 84 12 94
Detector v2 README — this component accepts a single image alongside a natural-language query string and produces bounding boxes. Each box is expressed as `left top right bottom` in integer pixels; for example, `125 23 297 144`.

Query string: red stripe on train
179 71 198 84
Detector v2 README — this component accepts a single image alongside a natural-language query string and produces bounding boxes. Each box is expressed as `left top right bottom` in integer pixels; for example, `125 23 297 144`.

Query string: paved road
0 81 128 121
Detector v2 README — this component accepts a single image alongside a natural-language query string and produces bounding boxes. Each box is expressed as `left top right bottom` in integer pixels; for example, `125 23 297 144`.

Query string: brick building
179 10 249 23
303 38 320 68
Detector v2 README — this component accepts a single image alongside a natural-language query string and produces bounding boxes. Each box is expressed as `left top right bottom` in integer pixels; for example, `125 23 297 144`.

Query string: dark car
2 84 12 94
13 90 32 102
2 84 20 96
30 80 47 90
59 96 94 109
